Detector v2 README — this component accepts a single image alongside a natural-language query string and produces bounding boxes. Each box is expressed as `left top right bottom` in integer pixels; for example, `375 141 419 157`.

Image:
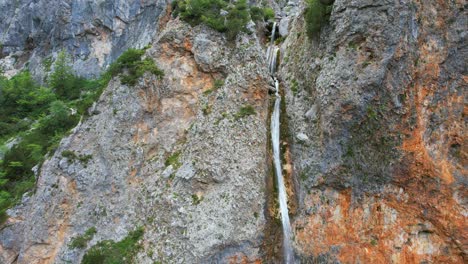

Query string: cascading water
267 22 294 264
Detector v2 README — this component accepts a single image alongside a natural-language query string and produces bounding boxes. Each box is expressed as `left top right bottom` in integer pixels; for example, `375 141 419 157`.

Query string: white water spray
267 21 294 264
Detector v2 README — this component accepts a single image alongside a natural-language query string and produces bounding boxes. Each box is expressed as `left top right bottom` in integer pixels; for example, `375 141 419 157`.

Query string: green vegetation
305 0 333 37
203 78 225 95
250 6 274 21
0 48 162 223
42 57 53 72
61 150 92 165
81 227 144 264
234 105 256 120
201 102 212 115
106 48 164 86
191 194 203 205
291 79 299 95
174 0 273 40
165 151 182 170
69 227 97 249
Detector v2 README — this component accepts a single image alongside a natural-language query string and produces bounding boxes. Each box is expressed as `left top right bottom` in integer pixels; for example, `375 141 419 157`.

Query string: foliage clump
203 78 225 95
81 227 144 264
174 0 273 40
69 227 97 249
165 151 182 170
305 0 333 37
61 150 92 165
235 105 256 120
107 48 164 86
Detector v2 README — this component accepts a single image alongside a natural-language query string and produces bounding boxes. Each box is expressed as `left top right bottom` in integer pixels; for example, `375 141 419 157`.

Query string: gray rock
296 133 309 142
279 17 291 37
175 163 195 180
162 165 175 179
0 0 168 79
305 105 318 121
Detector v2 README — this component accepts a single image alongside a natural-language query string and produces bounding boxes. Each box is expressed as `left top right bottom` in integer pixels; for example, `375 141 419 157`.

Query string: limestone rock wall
0 19 271 263
0 0 168 79
279 0 466 262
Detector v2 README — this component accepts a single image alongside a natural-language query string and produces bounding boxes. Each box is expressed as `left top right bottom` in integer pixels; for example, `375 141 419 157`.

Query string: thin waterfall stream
267 22 294 263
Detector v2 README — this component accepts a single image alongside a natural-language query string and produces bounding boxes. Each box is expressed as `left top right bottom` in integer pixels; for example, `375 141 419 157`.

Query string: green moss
291 79 299 95
234 105 256 120
165 151 182 170
69 227 97 249
81 227 144 264
348 42 358 50
341 103 399 189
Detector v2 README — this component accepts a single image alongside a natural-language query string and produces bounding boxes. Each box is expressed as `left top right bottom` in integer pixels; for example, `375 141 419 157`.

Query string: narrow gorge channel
267 21 294 264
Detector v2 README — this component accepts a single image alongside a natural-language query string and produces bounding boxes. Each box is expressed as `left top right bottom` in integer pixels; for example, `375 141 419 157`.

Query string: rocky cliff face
0 16 272 263
0 0 466 263
279 0 466 262
0 0 167 79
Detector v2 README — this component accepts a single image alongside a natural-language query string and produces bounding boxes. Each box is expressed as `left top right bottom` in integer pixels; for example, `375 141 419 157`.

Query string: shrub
251 6 274 22
49 51 82 100
81 227 144 264
305 0 333 37
175 0 266 40
107 49 164 86
263 8 275 20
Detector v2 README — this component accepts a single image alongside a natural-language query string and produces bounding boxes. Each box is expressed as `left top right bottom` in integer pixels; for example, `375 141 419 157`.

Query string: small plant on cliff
191 194 203 205
305 0 333 37
81 227 144 264
61 150 93 165
107 48 164 86
203 78 225 95
234 105 256 120
165 151 182 170
69 227 97 249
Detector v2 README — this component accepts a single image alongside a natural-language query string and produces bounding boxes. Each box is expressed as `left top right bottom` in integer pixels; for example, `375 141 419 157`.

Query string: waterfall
267 21 294 264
